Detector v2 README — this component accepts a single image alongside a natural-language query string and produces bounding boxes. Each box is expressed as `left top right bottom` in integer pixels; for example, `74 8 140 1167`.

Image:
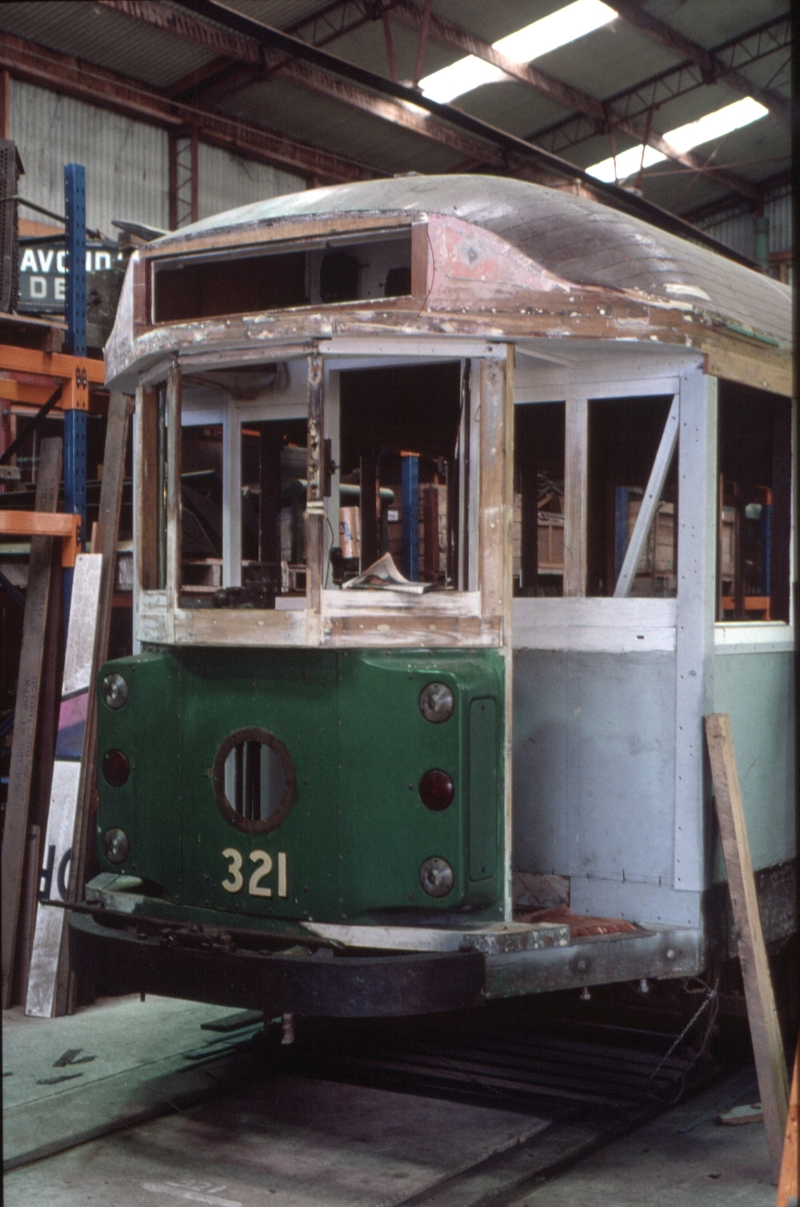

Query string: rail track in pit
4 981 747 1207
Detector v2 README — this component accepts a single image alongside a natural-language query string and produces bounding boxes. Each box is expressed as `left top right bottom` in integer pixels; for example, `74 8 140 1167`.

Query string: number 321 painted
221 848 288 898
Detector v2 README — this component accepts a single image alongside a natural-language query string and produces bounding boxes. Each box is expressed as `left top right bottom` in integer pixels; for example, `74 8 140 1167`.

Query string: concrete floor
3 994 777 1206
512 1065 775 1207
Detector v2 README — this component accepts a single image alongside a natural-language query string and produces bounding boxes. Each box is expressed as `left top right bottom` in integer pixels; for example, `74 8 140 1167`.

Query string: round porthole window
211 727 297 834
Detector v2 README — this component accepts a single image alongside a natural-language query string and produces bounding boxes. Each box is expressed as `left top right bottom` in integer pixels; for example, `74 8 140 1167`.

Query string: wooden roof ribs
103 177 791 404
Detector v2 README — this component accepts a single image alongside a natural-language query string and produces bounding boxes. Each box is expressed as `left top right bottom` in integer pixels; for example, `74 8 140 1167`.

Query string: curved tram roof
154 175 791 349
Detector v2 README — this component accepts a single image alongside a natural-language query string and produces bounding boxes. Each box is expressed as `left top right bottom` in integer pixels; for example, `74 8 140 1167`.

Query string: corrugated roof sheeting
0 0 790 233
10 78 169 237
222 78 464 176
197 143 304 222
0 1 216 90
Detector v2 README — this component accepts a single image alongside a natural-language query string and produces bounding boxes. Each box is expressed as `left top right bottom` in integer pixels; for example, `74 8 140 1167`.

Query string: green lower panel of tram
95 647 505 923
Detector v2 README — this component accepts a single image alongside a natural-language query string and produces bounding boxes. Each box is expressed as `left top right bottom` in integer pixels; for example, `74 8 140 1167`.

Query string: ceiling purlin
285 0 401 50
100 0 517 171
534 14 791 159
165 56 243 102
0 31 375 184
93 0 762 253
610 0 790 128
167 1 402 109
389 0 759 203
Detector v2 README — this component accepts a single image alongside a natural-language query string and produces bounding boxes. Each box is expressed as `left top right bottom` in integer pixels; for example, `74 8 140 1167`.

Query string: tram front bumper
68 911 485 1018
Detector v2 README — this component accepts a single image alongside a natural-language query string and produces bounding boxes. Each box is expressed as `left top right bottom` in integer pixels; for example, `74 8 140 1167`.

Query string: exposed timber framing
391 0 759 202
611 1 790 127
0 32 375 186
614 395 679 598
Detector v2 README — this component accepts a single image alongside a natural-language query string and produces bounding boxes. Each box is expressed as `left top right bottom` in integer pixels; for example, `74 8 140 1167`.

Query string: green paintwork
469 699 498 882
96 647 505 924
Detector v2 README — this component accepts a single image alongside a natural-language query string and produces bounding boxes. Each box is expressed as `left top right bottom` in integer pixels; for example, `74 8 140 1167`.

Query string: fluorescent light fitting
586 97 769 183
419 0 617 104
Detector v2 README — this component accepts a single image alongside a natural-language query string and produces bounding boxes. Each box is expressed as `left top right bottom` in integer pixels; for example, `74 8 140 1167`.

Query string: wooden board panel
26 553 102 1017
703 344 792 399
705 712 789 1180
1 437 61 1008
57 392 132 1014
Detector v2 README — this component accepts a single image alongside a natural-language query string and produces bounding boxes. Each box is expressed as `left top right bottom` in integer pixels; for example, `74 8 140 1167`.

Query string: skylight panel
586 97 769 184
419 0 617 105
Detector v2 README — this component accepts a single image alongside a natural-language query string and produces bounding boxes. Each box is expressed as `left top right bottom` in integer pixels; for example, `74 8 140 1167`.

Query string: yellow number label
221 847 244 893
220 849 288 898
248 850 273 897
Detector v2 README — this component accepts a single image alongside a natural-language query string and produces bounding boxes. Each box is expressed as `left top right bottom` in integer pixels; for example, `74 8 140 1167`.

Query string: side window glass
513 402 565 597
587 396 678 598
717 383 791 622
180 423 223 605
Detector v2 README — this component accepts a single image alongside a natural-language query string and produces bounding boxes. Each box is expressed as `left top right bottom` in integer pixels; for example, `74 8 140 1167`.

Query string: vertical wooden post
704 713 789 1180
422 485 439 582
137 385 160 591
1 437 62 1007
165 361 182 617
306 352 324 622
563 395 588 596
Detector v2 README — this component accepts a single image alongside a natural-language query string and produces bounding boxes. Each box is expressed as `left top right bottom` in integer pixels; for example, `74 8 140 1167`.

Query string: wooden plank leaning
1 436 62 1008
704 713 790 1181
55 391 133 1014
25 552 102 1017
775 1036 798 1207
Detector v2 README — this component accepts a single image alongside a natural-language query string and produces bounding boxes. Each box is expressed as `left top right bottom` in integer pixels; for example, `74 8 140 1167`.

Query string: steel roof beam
100 0 522 172
0 32 375 186
610 0 790 127
535 15 790 158
390 0 759 202
105 0 757 255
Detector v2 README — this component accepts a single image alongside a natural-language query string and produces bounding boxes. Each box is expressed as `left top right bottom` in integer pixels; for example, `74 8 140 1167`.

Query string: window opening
717 382 791 622
140 384 168 591
179 422 223 605
212 727 297 835
513 402 565 597
587 396 677 598
153 231 412 324
337 362 462 588
240 418 307 604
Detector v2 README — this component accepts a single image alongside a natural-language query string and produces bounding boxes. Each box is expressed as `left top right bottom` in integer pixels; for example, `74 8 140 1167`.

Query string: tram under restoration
70 175 795 1017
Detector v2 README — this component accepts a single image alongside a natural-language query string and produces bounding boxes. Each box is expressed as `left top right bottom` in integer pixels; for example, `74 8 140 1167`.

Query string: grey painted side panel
512 649 676 889
712 650 796 874
569 879 700 928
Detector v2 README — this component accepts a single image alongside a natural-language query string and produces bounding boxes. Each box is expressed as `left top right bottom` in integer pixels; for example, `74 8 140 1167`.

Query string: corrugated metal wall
9 80 304 238
697 184 792 260
197 143 302 222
